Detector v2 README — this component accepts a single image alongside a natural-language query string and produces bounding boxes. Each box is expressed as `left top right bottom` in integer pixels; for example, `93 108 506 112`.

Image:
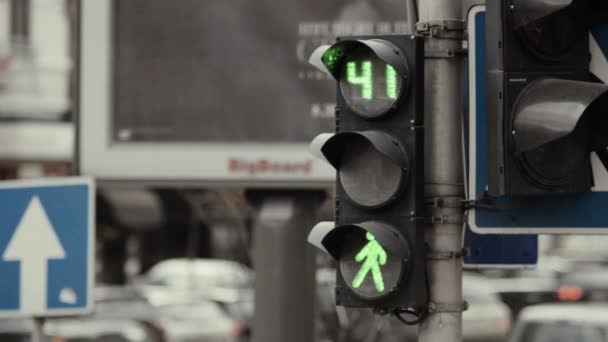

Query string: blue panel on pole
463 225 538 268
0 178 94 318
467 5 608 234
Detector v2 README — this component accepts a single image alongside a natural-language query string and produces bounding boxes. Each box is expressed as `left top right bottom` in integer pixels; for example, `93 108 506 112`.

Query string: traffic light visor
512 78 608 187
311 131 409 208
511 0 573 28
308 221 410 261
513 78 608 154
309 39 409 79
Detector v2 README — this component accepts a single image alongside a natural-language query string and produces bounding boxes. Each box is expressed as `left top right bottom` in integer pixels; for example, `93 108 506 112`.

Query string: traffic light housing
308 36 427 311
486 0 608 196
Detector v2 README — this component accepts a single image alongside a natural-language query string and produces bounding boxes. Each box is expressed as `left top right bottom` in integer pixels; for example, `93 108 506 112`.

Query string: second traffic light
308 35 427 311
486 0 608 196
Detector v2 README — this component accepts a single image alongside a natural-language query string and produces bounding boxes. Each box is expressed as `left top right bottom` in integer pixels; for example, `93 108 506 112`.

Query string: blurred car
559 267 608 302
93 285 167 341
315 269 510 342
0 285 243 342
0 317 161 342
140 259 254 292
47 318 162 342
509 303 608 342
154 299 246 342
137 259 254 332
463 274 512 342
0 319 30 342
481 256 571 316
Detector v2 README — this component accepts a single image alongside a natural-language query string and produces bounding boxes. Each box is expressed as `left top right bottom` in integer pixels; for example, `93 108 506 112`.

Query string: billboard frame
75 0 334 188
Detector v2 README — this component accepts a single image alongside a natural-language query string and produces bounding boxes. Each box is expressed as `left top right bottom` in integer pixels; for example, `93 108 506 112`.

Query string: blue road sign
0 177 94 318
467 5 608 234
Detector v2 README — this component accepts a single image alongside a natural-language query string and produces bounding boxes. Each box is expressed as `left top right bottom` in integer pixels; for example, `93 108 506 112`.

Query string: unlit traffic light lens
339 47 404 118
338 138 407 208
520 128 587 186
514 5 579 60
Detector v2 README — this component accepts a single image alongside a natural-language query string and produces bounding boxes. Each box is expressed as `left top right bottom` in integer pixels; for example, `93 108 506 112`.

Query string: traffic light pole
246 190 325 342
417 1 465 341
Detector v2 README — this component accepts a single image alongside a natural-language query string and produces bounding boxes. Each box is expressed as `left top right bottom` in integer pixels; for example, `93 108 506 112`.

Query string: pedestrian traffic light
307 36 427 312
486 0 608 196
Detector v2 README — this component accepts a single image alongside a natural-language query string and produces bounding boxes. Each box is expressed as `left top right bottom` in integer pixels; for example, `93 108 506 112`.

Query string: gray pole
247 190 324 342
417 0 465 341
31 317 45 342
405 0 417 34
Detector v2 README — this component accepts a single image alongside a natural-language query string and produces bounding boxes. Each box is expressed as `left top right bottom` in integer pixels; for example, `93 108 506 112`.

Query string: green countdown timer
339 48 404 118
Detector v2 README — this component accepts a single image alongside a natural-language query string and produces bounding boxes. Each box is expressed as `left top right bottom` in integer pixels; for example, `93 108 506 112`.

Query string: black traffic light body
486 0 608 196
308 35 427 311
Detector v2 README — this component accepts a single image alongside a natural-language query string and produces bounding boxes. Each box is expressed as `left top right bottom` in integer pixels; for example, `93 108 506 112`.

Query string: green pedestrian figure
352 232 388 292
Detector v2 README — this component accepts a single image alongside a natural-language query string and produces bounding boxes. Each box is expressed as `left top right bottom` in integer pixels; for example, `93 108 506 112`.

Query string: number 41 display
346 61 399 100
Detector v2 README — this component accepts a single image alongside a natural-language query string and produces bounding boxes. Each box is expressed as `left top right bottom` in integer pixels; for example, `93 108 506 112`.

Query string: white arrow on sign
2 196 66 315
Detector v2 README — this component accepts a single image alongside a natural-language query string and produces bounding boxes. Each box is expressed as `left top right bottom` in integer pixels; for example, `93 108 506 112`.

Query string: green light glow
386 65 398 99
352 232 387 292
322 47 344 71
346 61 373 100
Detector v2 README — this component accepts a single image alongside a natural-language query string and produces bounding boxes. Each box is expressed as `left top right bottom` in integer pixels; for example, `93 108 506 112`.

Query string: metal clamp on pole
416 19 466 58
428 301 469 313
416 20 465 39
426 196 465 209
427 249 467 261
427 214 465 224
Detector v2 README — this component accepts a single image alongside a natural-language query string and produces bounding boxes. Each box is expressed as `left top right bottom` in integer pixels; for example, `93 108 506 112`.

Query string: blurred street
1 0 608 342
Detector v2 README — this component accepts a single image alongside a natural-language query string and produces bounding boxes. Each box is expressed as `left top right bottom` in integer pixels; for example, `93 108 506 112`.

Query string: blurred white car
0 317 162 342
154 300 246 342
138 259 254 340
315 269 510 342
463 274 512 342
140 259 253 293
510 303 608 342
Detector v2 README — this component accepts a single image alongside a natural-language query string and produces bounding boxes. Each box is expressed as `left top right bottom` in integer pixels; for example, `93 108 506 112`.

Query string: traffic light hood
309 39 409 80
512 78 608 154
309 131 409 170
511 0 573 28
308 221 410 260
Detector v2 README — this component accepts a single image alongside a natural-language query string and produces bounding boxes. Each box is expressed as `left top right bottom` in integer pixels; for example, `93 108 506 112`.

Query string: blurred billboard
78 0 410 186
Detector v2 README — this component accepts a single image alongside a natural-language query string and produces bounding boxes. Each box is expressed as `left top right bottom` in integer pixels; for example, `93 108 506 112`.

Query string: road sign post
0 177 94 319
32 317 45 342
247 190 324 342
417 1 465 341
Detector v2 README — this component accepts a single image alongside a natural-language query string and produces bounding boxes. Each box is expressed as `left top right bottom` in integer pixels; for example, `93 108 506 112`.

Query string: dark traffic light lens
339 229 404 300
338 47 405 118
515 7 579 60
338 138 407 208
520 132 587 186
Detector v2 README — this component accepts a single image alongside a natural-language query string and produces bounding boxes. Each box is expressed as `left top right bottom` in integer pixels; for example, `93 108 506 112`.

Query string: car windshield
95 298 155 318
515 322 608 342
157 302 226 321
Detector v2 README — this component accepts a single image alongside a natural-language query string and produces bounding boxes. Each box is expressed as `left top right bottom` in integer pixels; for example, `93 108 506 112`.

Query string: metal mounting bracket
429 301 469 313
427 249 467 261
416 19 465 39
